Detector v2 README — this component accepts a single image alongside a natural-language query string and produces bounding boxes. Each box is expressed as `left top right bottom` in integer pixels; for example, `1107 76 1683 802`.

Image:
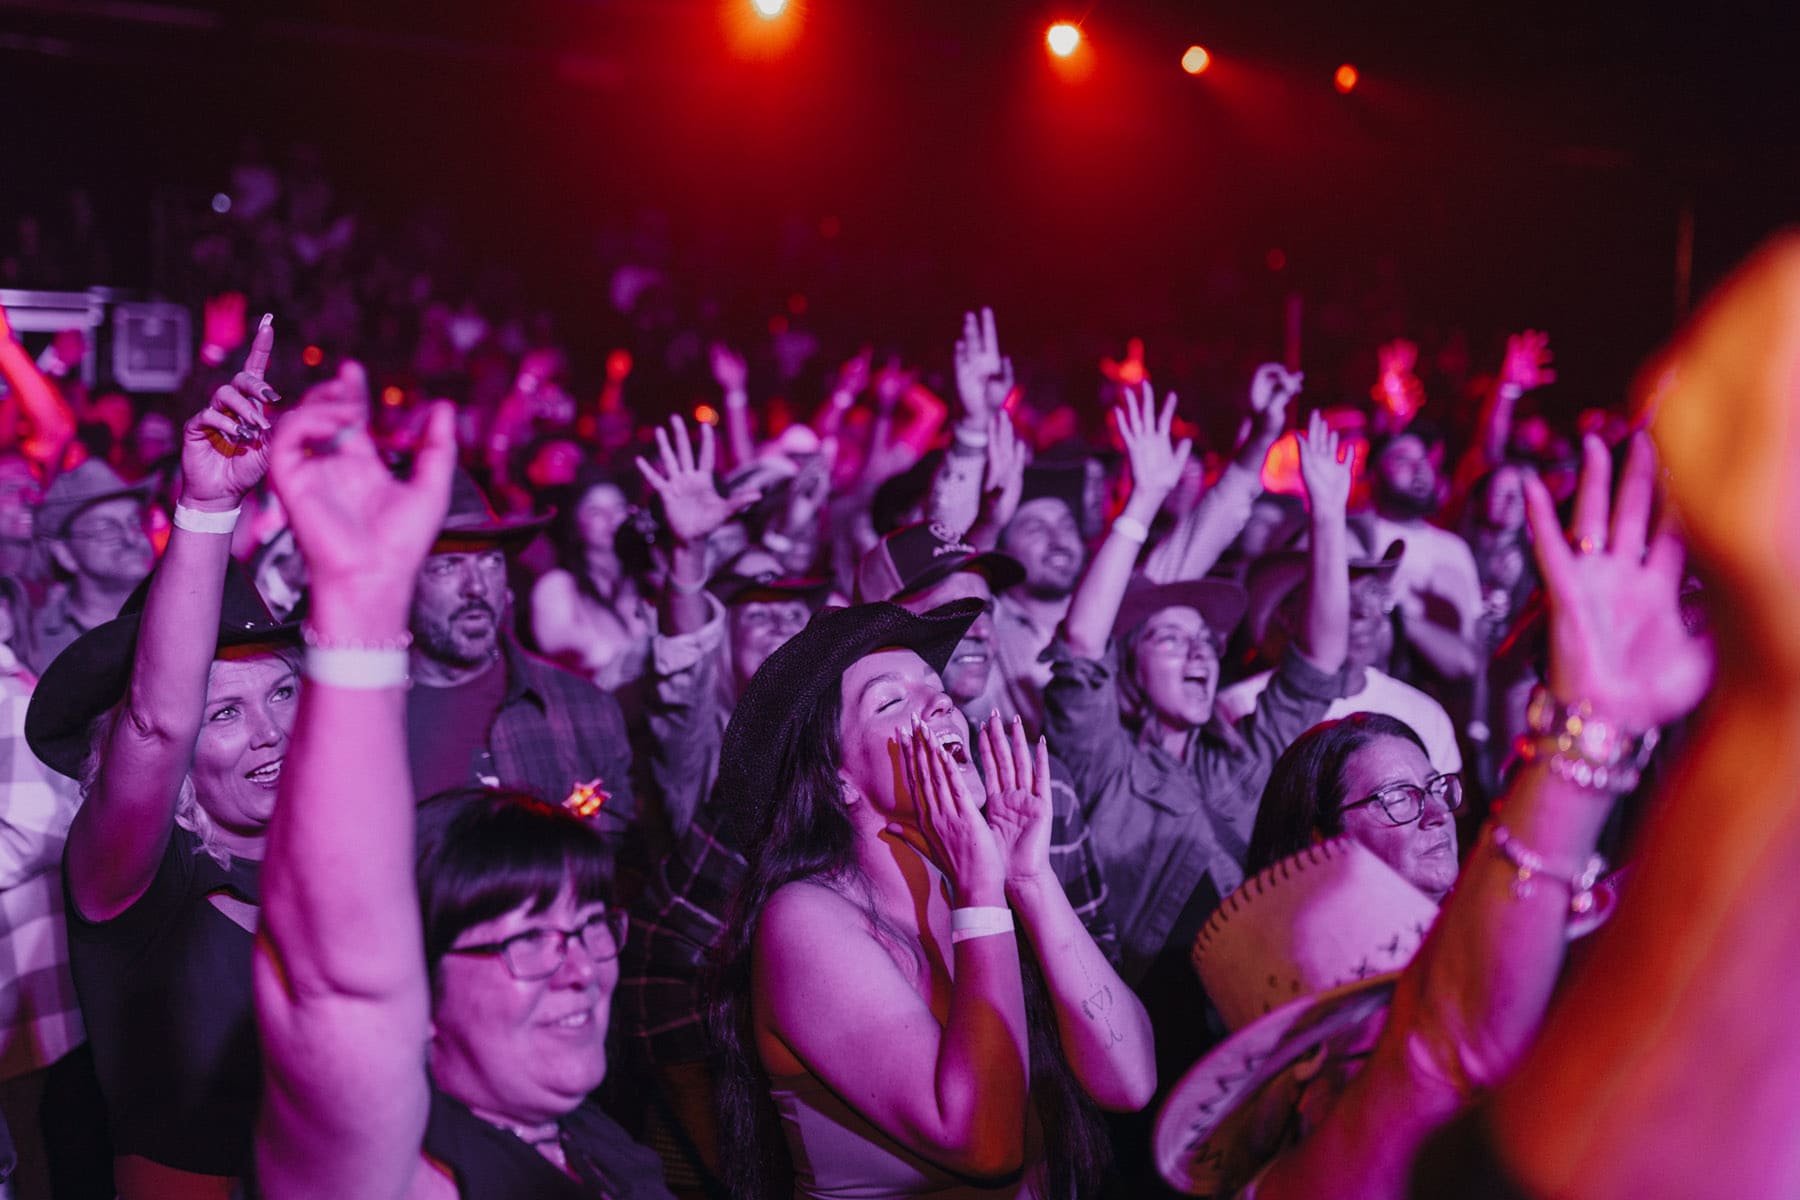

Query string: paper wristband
1111 515 1150 546
172 504 242 535
949 905 1015 944
305 646 410 690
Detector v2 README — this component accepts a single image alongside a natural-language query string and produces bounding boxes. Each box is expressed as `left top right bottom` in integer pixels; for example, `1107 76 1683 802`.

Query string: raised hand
976 713 1053 888
708 342 747 394
977 410 1027 532
1500 329 1556 394
953 307 1014 422
1240 362 1303 463
1116 381 1192 508
1524 433 1712 733
634 415 760 547
182 313 278 508
1295 409 1351 518
268 395 458 609
833 347 873 407
898 715 1008 905
873 356 918 413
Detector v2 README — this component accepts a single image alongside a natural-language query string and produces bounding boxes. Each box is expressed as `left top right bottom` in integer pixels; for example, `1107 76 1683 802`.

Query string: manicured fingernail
259 313 273 331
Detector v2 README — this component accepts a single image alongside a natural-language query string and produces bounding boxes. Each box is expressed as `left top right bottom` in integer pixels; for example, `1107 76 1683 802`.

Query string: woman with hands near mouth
24 314 298 1200
709 596 1154 1199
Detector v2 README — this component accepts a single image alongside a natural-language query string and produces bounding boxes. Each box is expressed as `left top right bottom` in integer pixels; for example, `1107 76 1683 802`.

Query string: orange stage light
1046 23 1081 57
1335 63 1359 93
381 386 405 407
302 345 324 367
751 0 785 17
694 403 721 426
1181 45 1211 75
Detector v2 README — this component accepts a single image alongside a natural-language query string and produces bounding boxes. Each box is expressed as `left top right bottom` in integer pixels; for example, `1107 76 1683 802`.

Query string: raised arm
1062 384 1191 659
0 304 77 470
762 722 1030 1176
1293 409 1350 672
635 415 760 637
707 343 757 469
981 713 1155 1111
1143 362 1298 584
1259 434 1710 1199
64 316 277 920
254 393 458 1200
929 307 1015 536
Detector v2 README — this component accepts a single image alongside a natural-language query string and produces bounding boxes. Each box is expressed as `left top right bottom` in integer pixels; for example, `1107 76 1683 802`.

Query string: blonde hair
80 706 232 871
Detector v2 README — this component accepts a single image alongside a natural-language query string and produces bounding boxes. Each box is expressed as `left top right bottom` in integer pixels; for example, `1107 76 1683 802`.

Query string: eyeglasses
64 517 147 550
1143 628 1219 659
446 909 628 981
1340 773 1464 827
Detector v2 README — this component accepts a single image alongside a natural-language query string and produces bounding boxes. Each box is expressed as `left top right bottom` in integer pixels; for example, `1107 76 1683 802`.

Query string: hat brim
433 511 552 550
709 573 834 610
1114 579 1248 643
1243 541 1405 646
716 598 984 845
1153 973 1400 1195
894 550 1026 604
40 481 155 539
25 610 300 779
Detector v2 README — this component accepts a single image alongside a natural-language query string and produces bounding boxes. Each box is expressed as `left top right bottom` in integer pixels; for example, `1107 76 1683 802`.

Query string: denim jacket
1043 641 1341 983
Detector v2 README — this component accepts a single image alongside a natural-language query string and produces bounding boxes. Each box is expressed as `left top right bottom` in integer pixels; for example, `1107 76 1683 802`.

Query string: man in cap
25 461 154 673
403 470 635 855
1219 527 1462 774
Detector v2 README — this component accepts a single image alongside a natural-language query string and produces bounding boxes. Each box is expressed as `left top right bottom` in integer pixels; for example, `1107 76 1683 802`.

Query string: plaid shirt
0 661 85 1080
479 637 636 841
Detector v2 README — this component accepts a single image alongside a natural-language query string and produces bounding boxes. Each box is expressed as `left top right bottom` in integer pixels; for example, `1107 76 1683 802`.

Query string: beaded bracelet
1515 686 1660 795
1488 824 1607 916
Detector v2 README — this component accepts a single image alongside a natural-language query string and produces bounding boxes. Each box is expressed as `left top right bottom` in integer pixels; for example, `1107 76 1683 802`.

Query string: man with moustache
404 471 634 853
25 461 155 673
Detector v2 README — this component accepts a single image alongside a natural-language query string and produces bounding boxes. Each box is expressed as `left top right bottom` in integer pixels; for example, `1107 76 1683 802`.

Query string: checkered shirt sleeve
0 673 86 1079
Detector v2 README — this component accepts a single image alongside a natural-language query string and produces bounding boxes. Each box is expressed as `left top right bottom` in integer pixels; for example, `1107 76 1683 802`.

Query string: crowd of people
5 190 1798 1200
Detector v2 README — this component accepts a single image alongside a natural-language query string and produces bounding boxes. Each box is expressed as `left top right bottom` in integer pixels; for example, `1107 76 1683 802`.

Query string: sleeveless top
422 1086 674 1200
769 1069 1046 1200
65 826 260 1175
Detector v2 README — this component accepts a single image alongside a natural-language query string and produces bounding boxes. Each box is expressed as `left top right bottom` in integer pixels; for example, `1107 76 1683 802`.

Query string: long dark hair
415 787 615 978
1244 713 1427 876
543 468 645 611
707 686 1110 1199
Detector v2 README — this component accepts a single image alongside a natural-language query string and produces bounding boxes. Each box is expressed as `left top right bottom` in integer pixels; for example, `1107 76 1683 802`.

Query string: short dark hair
1245 713 1427 876
415 788 615 977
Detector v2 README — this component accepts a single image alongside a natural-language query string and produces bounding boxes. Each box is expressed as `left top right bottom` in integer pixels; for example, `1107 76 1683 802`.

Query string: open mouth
246 758 283 785
547 1009 594 1030
932 730 971 765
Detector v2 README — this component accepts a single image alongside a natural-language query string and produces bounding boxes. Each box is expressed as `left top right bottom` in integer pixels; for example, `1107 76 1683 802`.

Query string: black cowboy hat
25 560 300 778
433 468 552 551
1242 524 1405 646
715 598 984 845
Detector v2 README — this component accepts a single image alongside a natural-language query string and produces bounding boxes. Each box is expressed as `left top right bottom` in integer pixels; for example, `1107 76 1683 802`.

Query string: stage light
1046 23 1080 57
302 345 324 367
1266 248 1287 272
751 0 785 17
382 386 405 407
1335 64 1358 93
694 403 721 426
1181 45 1211 75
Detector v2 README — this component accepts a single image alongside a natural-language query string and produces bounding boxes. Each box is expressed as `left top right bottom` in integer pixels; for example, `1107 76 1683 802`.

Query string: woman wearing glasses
252 396 671 1197
1245 714 1463 902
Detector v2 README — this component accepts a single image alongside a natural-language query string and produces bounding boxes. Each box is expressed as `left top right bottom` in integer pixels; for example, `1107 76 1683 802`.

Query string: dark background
3 0 1797 419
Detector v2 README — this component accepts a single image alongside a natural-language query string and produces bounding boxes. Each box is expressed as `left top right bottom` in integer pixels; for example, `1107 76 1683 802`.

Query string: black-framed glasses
1339 773 1464 827
446 909 628 981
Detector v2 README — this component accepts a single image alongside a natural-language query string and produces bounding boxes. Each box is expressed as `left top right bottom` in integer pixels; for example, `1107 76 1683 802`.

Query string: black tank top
65 826 261 1176
423 1087 674 1200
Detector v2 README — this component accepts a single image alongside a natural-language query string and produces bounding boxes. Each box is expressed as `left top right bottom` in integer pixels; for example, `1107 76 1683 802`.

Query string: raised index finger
244 313 274 380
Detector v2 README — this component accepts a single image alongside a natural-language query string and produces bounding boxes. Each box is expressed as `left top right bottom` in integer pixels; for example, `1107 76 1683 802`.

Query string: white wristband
305 646 410 690
173 504 242 535
1111 514 1150 546
724 389 749 409
952 423 989 450
949 905 1015 944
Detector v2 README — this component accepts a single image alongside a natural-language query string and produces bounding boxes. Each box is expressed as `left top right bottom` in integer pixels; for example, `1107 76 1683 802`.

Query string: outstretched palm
634 416 759 546
977 713 1054 886
1525 433 1712 732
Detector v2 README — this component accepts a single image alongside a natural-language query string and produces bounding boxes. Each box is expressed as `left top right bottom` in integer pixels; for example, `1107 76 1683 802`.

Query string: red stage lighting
1046 23 1081 57
751 0 785 17
1335 64 1359 93
1181 45 1211 75
694 403 721 426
